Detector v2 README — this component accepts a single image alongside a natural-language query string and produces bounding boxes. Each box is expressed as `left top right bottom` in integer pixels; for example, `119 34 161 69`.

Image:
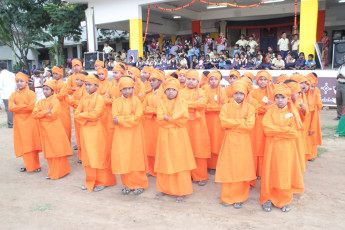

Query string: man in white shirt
235 34 248 49
277 32 289 59
0 63 16 128
335 54 345 120
248 35 258 53
291 34 299 59
103 42 114 60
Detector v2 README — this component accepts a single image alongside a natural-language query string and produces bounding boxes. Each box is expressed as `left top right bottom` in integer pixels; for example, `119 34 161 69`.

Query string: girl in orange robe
142 69 165 177
33 80 72 179
75 74 116 192
180 70 211 186
128 66 146 102
224 70 240 99
204 71 228 174
9 72 41 172
250 70 275 177
306 73 323 161
111 77 148 195
52 66 72 142
216 81 256 208
260 84 304 212
155 78 196 202
69 73 87 160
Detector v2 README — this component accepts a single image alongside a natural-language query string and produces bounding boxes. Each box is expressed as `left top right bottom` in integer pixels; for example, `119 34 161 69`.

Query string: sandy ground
0 108 345 230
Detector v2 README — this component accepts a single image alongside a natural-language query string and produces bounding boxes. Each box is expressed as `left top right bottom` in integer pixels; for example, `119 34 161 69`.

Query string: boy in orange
94 60 104 70
141 66 154 93
178 69 187 89
67 59 83 95
180 70 211 186
306 73 323 161
97 68 109 97
204 71 228 174
142 69 165 177
9 72 41 172
155 78 196 202
199 71 210 90
52 66 72 142
224 70 240 98
111 77 148 195
69 72 87 161
33 80 72 179
251 70 275 178
216 81 256 209
75 74 116 192
127 66 146 102
261 84 304 212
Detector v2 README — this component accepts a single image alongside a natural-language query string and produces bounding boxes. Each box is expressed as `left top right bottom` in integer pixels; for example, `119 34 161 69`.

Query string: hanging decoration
143 6 150 43
151 0 198 12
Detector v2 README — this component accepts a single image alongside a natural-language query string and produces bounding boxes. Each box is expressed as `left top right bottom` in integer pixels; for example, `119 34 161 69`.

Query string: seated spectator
254 54 262 69
161 55 168 70
267 46 275 59
195 56 205 69
241 55 256 70
305 54 316 70
178 55 188 69
136 57 145 70
271 54 285 70
154 56 162 68
191 55 199 69
218 57 226 69
238 52 247 69
285 52 296 70
262 53 273 70
295 52 306 70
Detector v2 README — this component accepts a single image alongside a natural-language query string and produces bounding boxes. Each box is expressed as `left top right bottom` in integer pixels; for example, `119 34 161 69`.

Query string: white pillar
77 44 82 59
85 7 97 52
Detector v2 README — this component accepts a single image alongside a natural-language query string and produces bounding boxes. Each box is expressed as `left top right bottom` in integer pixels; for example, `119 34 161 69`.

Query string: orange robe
134 79 146 102
69 85 87 159
32 94 72 179
9 87 41 171
111 95 148 189
250 88 272 177
180 87 211 182
216 99 256 205
155 98 196 196
98 79 111 155
308 88 323 160
75 92 116 191
143 80 152 94
224 84 234 99
205 87 228 169
55 79 72 142
67 73 78 95
260 105 304 208
142 87 164 177
300 92 312 163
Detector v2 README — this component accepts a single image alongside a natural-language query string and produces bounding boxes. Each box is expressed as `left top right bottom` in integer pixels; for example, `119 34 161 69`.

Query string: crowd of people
7 58 327 213
102 32 318 71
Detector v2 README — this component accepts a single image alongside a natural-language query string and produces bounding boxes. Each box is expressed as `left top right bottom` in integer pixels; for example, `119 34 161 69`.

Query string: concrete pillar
129 5 143 57
299 0 318 57
85 7 97 52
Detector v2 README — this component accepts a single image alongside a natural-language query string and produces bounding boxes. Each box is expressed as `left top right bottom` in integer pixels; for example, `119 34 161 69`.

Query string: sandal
81 185 87 190
45 176 51 180
208 169 216 175
93 186 105 192
34 168 41 172
308 158 315 162
133 188 144 195
262 200 272 212
198 180 207 186
122 187 131 195
73 145 78 150
19 167 26 172
233 202 243 209
281 205 291 212
155 192 165 199
221 202 231 207
176 196 184 203
77 160 82 164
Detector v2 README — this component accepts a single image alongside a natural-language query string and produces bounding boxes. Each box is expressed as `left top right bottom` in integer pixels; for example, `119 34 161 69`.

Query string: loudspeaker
84 52 104 70
332 40 345 69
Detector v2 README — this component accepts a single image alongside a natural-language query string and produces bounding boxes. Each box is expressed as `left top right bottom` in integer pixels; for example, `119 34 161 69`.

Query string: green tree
0 0 50 73
44 1 87 66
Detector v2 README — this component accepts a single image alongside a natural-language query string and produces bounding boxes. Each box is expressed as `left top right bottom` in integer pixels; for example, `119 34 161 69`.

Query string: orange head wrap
209 71 226 104
186 70 199 81
142 66 154 74
273 83 291 99
113 62 127 74
97 68 108 79
306 73 318 86
243 71 255 80
276 74 289 84
52 66 63 76
229 69 241 80
75 73 86 81
85 74 100 85
119 77 134 91
72 59 83 68
164 77 180 92
150 69 165 81
178 69 187 78
256 70 272 84
94 60 104 68
290 73 307 84
128 66 141 79
285 81 301 95
238 77 253 94
232 81 248 95
199 71 210 88
209 71 222 81
15 72 29 83
43 80 57 92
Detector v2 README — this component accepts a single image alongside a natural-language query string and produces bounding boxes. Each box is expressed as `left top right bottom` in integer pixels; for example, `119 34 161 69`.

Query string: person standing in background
321 31 331 68
0 63 16 128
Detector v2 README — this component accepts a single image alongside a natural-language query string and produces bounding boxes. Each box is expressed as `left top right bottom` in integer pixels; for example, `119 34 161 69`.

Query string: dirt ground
0 108 345 230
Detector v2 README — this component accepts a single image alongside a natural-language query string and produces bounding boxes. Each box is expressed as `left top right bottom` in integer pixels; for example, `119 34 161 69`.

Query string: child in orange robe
204 71 228 174
127 66 146 102
67 59 83 95
75 74 116 192
111 77 148 195
216 81 256 209
33 80 72 179
155 78 196 202
224 70 240 99
180 70 211 186
9 72 41 172
142 69 165 177
178 68 187 89
94 60 104 71
141 66 154 93
260 84 304 213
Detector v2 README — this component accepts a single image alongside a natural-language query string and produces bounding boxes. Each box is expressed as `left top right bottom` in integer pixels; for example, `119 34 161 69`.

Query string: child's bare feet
155 192 165 199
176 196 184 203
334 134 339 138
93 186 105 192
